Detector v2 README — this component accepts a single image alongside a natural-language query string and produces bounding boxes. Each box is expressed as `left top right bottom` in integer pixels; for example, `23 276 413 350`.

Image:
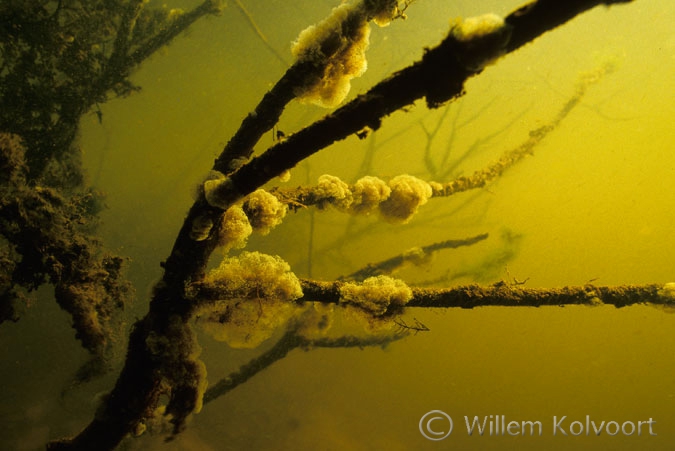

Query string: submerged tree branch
298 280 675 310
203 0 633 212
47 1 638 449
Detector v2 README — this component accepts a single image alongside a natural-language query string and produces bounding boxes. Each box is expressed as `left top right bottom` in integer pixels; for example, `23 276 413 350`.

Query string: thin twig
233 0 289 67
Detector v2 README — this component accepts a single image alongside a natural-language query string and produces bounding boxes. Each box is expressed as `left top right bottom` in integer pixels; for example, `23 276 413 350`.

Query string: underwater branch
188 277 675 311
46 0 639 449
297 280 675 310
203 0 634 212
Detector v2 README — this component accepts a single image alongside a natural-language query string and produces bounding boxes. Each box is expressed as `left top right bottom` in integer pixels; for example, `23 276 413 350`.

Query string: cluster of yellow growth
307 173 432 222
658 283 675 300
198 174 287 243
291 2 369 107
242 189 288 235
339 275 412 316
166 8 184 21
291 0 402 107
349 175 391 214
378 174 433 223
450 13 510 71
202 170 233 211
217 205 252 251
451 13 505 42
197 252 303 348
278 169 292 182
646 283 675 313
315 174 353 210
132 405 167 437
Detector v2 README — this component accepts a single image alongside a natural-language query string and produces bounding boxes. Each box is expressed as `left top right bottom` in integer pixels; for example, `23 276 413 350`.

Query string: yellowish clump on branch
291 0 402 107
202 170 234 210
217 205 253 251
368 0 405 27
339 275 412 332
283 173 435 222
654 283 675 313
242 189 288 235
315 174 353 210
349 175 391 214
339 275 412 316
196 252 303 348
190 214 214 241
379 174 432 223
658 283 675 300
212 189 286 250
450 13 511 71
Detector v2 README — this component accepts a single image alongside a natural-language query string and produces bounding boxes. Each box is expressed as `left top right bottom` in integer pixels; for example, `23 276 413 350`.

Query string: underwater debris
0 133 132 374
202 318 408 405
341 233 489 281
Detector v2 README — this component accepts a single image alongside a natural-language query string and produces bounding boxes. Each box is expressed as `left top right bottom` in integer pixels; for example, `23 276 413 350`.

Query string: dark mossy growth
0 0 224 367
0 133 133 375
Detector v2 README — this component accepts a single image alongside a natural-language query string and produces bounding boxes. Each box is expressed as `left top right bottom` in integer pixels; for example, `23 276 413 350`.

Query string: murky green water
1 0 674 449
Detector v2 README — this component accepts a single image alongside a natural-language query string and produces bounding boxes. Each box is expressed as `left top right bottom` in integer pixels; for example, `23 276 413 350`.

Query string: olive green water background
1 0 674 449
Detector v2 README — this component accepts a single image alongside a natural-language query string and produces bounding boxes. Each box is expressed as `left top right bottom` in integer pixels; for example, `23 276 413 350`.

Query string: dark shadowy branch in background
339 233 489 281
428 61 614 198
127 0 225 68
203 324 407 405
